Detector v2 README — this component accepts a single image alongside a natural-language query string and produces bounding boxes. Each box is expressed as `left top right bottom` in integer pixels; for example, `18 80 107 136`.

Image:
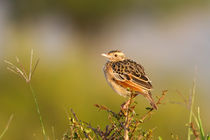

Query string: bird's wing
111 60 152 91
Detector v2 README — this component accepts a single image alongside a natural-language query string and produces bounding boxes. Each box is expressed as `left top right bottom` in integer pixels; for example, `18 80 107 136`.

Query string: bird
101 50 157 110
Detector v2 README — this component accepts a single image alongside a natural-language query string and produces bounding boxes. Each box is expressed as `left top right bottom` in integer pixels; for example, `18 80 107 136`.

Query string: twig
124 98 131 140
122 93 136 140
70 109 79 122
176 90 189 109
190 122 200 140
94 104 119 119
85 123 100 139
130 120 140 139
140 90 168 123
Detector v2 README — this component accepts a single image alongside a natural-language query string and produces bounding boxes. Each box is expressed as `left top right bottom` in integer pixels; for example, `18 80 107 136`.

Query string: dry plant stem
190 122 200 140
140 90 167 123
188 78 196 140
124 99 130 140
0 114 14 140
123 91 167 140
176 90 189 109
123 95 135 140
128 90 167 138
29 83 47 140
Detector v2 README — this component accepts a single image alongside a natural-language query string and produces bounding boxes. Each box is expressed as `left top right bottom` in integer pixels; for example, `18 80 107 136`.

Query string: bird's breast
103 62 130 97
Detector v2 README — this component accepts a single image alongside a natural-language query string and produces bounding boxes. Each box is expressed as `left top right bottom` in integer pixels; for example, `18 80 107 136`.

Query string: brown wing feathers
111 59 152 90
108 59 157 110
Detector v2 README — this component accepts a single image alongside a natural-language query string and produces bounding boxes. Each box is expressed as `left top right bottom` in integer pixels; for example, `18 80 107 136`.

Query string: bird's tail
144 91 158 110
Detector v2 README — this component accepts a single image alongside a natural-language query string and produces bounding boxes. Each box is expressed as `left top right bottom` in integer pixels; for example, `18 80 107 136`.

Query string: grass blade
0 114 14 139
192 113 199 130
197 107 205 140
187 77 196 140
29 83 47 140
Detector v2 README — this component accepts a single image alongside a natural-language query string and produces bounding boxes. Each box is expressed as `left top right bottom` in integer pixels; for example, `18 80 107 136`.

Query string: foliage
63 91 168 140
4 50 209 140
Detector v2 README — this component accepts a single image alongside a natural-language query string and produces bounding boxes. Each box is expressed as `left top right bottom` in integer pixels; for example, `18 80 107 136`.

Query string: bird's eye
114 54 118 57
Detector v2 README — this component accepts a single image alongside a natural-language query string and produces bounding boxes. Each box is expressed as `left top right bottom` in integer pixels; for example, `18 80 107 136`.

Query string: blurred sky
0 0 210 140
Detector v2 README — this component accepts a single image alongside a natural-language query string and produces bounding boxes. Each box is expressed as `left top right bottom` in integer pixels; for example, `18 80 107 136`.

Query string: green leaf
158 136 163 140
84 128 92 134
145 107 152 110
73 132 78 139
206 134 210 140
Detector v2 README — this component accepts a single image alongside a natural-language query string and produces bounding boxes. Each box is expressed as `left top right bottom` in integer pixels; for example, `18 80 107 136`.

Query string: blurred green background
0 0 210 139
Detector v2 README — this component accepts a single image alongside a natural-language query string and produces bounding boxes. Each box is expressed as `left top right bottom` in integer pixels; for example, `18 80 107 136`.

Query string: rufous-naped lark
102 50 157 110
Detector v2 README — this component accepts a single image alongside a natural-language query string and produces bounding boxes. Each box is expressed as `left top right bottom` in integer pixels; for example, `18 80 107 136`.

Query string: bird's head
101 50 126 62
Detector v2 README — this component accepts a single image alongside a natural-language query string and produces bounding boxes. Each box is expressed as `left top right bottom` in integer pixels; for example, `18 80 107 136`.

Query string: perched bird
102 50 157 110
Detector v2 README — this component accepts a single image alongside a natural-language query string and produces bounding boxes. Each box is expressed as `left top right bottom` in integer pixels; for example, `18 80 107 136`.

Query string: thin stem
29 83 47 140
16 56 28 81
140 90 167 123
197 107 205 139
124 96 133 140
0 114 14 139
29 49 33 82
31 58 39 80
187 77 196 140
124 107 130 140
52 126 56 140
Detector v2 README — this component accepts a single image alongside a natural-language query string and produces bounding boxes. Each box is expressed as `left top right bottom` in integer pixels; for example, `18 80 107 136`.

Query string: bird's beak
101 53 111 58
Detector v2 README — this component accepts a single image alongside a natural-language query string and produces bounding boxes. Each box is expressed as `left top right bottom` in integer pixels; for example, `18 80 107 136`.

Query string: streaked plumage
102 50 157 110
